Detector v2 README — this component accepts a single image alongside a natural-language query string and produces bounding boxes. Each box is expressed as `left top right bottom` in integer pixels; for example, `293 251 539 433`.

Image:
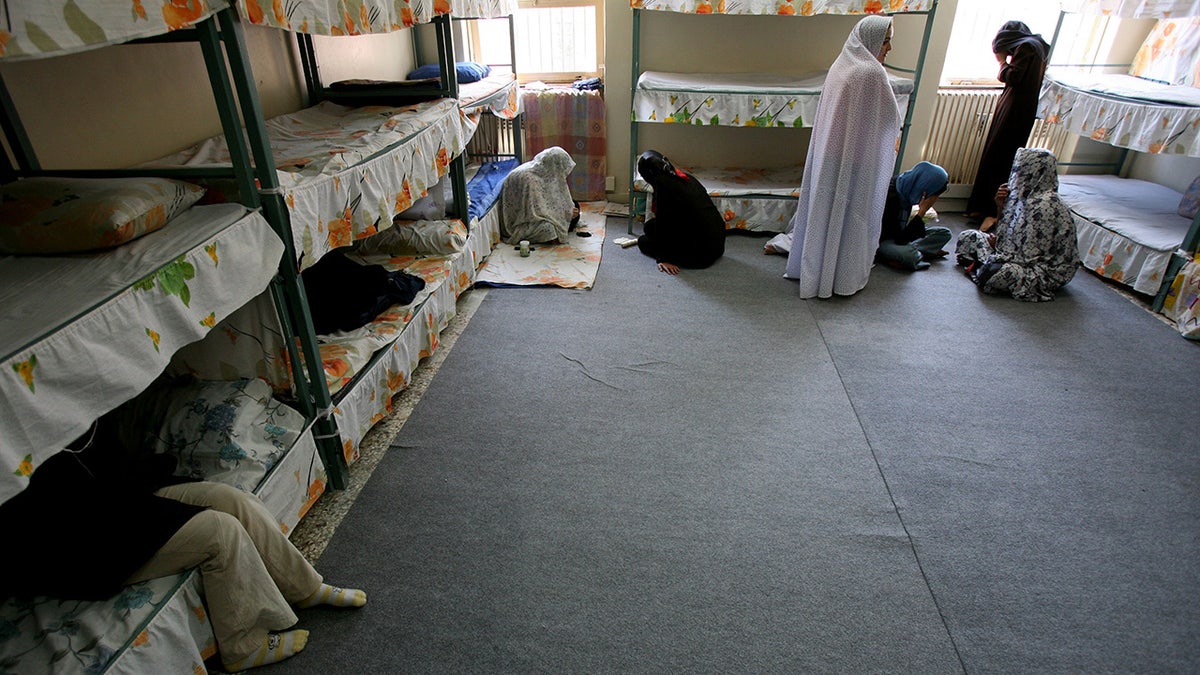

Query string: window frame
465 0 605 85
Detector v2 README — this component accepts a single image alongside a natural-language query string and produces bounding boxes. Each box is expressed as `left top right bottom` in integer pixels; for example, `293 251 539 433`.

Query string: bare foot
763 244 783 256
658 262 680 275
979 217 997 232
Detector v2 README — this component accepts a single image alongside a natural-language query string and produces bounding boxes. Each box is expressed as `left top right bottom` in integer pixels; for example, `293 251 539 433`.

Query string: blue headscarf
895 161 949 209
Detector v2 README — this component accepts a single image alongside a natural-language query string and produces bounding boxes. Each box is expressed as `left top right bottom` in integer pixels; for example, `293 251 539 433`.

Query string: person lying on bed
954 147 1079 301
0 429 366 671
500 146 578 246
876 161 953 271
635 149 726 275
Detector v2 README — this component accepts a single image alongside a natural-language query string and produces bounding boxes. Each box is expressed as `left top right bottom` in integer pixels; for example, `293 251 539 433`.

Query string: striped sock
296 583 367 609
222 629 308 671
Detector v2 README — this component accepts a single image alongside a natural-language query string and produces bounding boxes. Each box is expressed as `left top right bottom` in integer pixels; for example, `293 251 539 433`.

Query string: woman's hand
994 183 1010 212
658 262 680 275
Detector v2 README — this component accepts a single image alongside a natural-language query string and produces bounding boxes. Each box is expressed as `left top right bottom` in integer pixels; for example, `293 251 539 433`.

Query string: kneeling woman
955 147 1079 302
636 150 726 275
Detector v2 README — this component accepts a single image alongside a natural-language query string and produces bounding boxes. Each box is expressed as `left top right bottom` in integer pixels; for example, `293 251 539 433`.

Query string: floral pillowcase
0 177 205 255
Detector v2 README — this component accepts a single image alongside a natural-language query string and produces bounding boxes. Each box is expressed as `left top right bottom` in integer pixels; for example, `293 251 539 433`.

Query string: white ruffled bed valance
236 0 518 34
0 0 229 61
631 0 934 15
1059 0 1200 18
0 0 518 61
1038 70 1200 156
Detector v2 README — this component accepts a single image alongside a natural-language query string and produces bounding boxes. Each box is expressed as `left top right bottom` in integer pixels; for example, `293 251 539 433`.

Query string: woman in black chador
636 150 726 275
965 20 1050 224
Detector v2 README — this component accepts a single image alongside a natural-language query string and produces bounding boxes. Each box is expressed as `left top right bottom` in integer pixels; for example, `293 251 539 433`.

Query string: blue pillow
406 61 492 84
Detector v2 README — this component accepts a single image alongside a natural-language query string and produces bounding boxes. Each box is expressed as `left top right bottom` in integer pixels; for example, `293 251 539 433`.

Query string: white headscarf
500 146 576 245
782 15 902 298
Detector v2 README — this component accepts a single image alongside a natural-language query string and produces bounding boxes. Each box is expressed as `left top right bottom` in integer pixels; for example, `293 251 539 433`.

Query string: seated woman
500 146 578 246
955 147 1079 302
636 150 726 275
877 161 953 271
0 432 365 671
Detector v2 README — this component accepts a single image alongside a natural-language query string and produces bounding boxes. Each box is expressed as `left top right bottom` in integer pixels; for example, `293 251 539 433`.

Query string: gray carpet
276 216 1200 674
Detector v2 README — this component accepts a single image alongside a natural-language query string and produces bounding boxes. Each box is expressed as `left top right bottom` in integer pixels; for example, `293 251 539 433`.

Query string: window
940 0 1114 86
467 0 604 84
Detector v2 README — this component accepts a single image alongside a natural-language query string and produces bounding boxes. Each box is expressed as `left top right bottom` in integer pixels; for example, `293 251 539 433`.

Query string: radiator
922 89 1071 184
466 113 523 163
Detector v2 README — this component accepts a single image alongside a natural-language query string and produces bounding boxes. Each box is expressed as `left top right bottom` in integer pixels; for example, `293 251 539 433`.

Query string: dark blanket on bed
302 249 427 335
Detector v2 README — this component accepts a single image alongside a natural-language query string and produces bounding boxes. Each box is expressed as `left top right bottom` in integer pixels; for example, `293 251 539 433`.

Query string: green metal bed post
0 74 40 176
892 1 938 177
508 15 523 161
215 9 350 490
432 15 469 220
628 7 641 235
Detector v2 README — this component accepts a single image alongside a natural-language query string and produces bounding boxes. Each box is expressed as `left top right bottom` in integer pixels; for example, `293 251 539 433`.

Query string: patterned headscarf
992 20 1050 61
895 161 948 209
991 148 1078 299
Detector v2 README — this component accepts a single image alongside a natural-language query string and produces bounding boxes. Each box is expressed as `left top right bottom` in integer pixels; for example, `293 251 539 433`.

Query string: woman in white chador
764 15 902 298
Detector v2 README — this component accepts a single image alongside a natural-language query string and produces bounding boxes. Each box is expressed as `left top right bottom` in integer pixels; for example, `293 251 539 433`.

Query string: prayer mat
474 202 606 289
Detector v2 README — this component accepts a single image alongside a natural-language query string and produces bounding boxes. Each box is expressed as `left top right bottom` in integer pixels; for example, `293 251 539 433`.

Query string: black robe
637 170 726 269
966 41 1047 217
880 178 927 246
0 444 201 601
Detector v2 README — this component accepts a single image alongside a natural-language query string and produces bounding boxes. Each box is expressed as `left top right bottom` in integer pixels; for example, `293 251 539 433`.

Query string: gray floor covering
276 215 1200 674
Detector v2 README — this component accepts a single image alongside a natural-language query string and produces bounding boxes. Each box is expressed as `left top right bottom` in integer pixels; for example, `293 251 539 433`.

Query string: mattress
460 73 523 118
633 165 802 233
1039 70 1200 157
0 204 283 499
149 99 476 270
1059 174 1193 294
634 70 913 127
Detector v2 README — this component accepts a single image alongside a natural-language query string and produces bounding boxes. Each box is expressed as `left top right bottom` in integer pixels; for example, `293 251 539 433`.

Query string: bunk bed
162 0 521 467
1037 0 1200 322
627 0 939 233
0 3 331 672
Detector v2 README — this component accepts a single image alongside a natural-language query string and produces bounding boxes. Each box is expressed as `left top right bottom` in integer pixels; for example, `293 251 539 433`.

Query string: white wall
310 30 417 83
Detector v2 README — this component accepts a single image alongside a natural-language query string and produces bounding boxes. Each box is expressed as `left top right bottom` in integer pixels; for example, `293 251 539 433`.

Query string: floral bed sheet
238 0 517 33
1059 0 1199 18
633 70 913 127
0 204 283 503
1161 253 1200 339
1039 71 1200 157
0 0 229 61
1059 174 1193 294
631 0 934 15
150 99 476 270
